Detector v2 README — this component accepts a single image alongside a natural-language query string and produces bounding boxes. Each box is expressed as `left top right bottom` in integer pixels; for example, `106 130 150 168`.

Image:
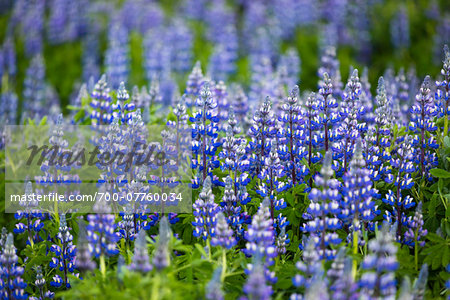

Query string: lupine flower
14 181 45 244
303 91 321 182
190 83 220 186
279 85 308 186
302 151 341 260
412 264 429 300
242 254 273 300
22 54 46 121
244 198 276 283
230 85 249 126
192 177 219 240
185 61 205 107
220 176 245 238
360 224 398 299
328 251 359 300
390 6 410 50
332 69 365 177
167 20 193 73
205 267 224 300
341 138 378 233
436 45 450 134
90 75 113 126
31 266 54 300
49 214 77 288
153 216 171 270
75 220 96 272
105 22 129 89
211 212 236 249
409 76 438 180
404 202 427 247
383 135 416 241
128 229 152 273
318 72 340 152
87 199 120 258
0 233 27 299
247 97 276 177
292 236 321 293
318 46 342 98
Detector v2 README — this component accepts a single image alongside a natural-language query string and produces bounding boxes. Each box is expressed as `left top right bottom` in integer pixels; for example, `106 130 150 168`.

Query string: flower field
0 0 449 299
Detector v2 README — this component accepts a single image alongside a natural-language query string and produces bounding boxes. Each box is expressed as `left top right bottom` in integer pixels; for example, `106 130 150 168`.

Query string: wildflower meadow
0 0 449 299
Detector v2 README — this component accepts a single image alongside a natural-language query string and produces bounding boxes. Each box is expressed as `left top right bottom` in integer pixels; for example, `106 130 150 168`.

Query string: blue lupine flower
14 181 45 244
220 176 245 239
211 212 236 249
205 267 224 300
277 48 300 89
192 177 219 240
32 266 55 300
128 229 152 273
105 21 129 89
22 54 47 121
0 233 28 300
341 138 378 233
244 198 277 283
302 150 342 260
153 217 172 270
247 97 276 177
390 6 410 50
279 85 308 186
409 75 439 180
332 69 365 177
190 83 220 186
360 224 398 299
49 214 77 289
318 46 342 98
87 199 121 258
230 85 249 126
436 45 449 130
383 135 416 241
75 221 96 272
303 91 321 182
242 253 273 300
292 236 321 292
327 249 359 300
404 202 428 247
318 72 340 152
185 61 205 107
90 75 113 126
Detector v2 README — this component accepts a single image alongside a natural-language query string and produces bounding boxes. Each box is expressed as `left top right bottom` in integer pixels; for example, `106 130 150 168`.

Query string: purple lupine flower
244 198 277 283
247 97 276 177
0 233 27 300
412 264 428 300
360 68 374 124
404 202 427 247
230 85 249 127
153 217 172 270
190 83 220 186
242 254 273 300
32 266 55 300
185 61 205 107
205 267 224 300
390 6 410 50
193 177 219 240
1 37 16 79
303 91 321 184
341 138 378 233
87 198 120 258
167 20 193 73
278 85 308 186
82 27 101 82
395 68 411 125
332 69 365 177
409 76 439 180
75 220 96 272
211 212 236 249
302 151 342 260
213 81 229 124
318 46 342 98
21 0 44 57
205 0 235 43
318 72 340 152
328 249 359 300
257 143 289 223
360 224 398 299
128 229 152 273
248 54 276 105
220 176 245 238
14 181 45 244
383 135 416 241
436 45 450 133
22 54 46 121
49 214 77 289
292 236 321 293
105 21 129 89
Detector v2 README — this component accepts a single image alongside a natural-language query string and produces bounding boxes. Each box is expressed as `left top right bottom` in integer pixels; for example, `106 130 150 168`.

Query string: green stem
351 228 358 280
414 228 419 271
444 115 449 140
151 273 160 300
100 255 106 279
221 248 227 282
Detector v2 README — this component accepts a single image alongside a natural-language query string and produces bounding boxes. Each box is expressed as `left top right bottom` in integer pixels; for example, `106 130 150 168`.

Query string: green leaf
430 169 450 178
